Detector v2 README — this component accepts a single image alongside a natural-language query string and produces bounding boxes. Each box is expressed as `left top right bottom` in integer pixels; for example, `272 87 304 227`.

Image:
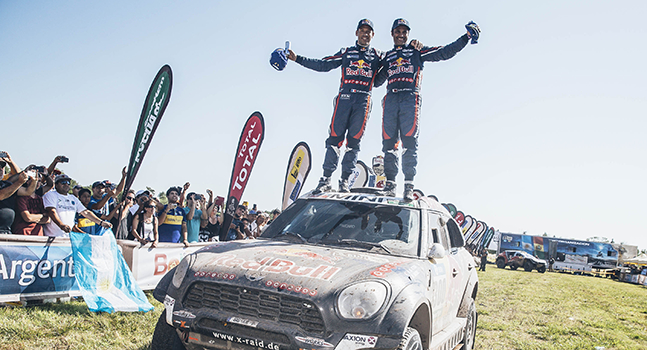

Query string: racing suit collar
355 40 370 51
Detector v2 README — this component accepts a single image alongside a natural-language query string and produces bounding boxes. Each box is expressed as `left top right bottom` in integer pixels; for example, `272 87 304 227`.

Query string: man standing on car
375 19 480 200
286 19 385 193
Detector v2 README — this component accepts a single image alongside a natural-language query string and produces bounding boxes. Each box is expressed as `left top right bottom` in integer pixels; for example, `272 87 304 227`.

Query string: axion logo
135 76 166 163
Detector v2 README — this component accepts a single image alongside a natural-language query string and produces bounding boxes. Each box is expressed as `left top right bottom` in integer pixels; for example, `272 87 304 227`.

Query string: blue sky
2 1 646 249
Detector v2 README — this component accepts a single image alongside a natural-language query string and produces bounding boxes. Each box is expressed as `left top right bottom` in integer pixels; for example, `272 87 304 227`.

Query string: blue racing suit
374 34 469 182
296 42 384 180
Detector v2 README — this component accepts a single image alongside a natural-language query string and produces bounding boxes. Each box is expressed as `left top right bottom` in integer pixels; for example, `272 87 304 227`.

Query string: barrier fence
0 234 211 303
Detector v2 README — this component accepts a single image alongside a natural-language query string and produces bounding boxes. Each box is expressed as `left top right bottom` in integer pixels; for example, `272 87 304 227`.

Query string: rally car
151 190 479 350
495 250 547 273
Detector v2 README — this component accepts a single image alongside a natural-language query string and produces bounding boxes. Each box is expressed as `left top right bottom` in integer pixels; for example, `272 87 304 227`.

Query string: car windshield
262 199 420 257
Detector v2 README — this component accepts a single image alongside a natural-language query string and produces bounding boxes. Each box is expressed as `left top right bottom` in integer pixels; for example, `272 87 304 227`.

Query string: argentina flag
69 228 153 313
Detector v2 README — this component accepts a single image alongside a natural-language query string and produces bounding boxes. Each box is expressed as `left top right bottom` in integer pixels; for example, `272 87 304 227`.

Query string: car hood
187 239 417 297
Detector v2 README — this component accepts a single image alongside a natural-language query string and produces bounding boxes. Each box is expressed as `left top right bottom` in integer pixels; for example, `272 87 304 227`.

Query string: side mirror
428 243 446 260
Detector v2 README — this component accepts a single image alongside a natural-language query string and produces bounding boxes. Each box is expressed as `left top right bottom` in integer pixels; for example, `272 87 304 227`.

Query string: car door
441 217 472 322
425 210 452 334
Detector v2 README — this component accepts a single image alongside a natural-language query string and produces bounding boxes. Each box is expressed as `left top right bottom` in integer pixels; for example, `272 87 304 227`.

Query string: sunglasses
126 197 135 200
58 181 71 185
145 205 155 208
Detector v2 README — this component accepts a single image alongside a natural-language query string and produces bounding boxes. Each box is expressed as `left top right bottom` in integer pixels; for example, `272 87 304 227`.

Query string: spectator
12 169 52 235
75 188 98 234
224 204 248 241
184 192 207 243
267 209 281 225
479 249 488 272
199 197 222 242
89 168 126 219
43 174 111 237
158 186 189 247
238 217 254 240
114 190 136 240
1 151 22 180
0 163 34 234
72 185 83 198
131 199 159 247
250 213 267 238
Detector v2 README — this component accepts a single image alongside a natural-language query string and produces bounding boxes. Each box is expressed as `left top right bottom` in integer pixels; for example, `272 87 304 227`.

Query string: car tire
538 266 546 273
510 264 518 270
460 299 477 350
496 259 505 269
151 312 186 350
523 261 533 272
397 327 423 350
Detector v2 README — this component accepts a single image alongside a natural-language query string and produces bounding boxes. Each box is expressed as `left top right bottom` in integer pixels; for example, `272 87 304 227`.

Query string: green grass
1 270 646 349
476 267 647 349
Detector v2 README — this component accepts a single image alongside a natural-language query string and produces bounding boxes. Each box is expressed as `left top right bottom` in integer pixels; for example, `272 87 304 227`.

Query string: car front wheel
397 327 423 350
460 299 477 350
151 311 186 350
496 259 505 269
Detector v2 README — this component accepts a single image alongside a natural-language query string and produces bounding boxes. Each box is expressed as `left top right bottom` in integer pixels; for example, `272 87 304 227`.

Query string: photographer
89 167 126 218
184 192 208 243
1 163 47 234
13 166 52 235
157 186 188 246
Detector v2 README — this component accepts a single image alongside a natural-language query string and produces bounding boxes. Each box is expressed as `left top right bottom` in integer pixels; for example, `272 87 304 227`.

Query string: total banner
282 141 311 210
220 111 265 241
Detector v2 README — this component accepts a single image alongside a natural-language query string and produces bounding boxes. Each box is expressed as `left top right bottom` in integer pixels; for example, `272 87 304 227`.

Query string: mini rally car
151 190 479 350
495 250 547 273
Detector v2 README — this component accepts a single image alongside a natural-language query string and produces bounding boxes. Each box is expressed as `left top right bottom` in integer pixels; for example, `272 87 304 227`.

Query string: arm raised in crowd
1 152 21 177
0 172 28 201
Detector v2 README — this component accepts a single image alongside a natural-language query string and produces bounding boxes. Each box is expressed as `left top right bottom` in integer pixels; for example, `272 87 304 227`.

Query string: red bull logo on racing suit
346 59 373 78
387 57 414 77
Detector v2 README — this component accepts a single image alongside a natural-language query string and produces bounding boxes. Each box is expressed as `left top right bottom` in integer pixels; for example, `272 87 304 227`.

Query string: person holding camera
43 174 112 237
12 166 52 235
0 159 33 234
89 167 126 219
184 192 208 243
157 186 189 247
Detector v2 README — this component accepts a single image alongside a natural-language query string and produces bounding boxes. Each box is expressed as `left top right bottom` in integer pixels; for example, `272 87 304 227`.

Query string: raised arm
420 34 469 63
288 48 344 72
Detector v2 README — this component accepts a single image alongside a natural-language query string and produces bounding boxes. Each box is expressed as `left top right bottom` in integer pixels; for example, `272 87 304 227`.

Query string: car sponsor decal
337 334 378 349
227 316 259 328
205 255 341 281
332 251 389 264
274 248 340 264
194 271 237 280
295 336 333 348
173 319 190 329
370 261 407 277
210 331 281 350
164 295 175 325
173 310 196 319
265 280 318 296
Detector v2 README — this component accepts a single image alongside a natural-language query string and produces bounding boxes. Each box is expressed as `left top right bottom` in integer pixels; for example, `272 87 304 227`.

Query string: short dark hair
78 188 91 197
187 192 196 200
166 186 181 197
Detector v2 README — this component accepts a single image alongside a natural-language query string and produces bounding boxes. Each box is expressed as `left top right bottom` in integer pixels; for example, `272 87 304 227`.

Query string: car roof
302 189 452 216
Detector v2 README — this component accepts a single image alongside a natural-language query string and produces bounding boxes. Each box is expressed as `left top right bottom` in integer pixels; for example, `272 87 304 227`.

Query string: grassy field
0 268 646 349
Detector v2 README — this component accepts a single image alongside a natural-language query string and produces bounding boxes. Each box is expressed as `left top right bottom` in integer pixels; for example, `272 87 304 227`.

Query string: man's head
124 190 136 207
78 188 92 207
73 185 83 198
355 18 375 47
235 204 247 219
91 181 106 198
187 192 202 209
166 186 182 203
54 174 72 195
136 190 151 205
391 18 411 46
272 208 281 219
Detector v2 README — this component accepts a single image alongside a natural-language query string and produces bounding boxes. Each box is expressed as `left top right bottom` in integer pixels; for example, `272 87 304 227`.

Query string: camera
34 166 46 173
194 194 202 201
103 181 116 190
0 151 7 158
59 156 69 163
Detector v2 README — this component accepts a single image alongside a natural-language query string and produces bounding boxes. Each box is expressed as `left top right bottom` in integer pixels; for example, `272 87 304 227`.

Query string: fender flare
153 265 176 303
378 285 432 347
457 270 478 318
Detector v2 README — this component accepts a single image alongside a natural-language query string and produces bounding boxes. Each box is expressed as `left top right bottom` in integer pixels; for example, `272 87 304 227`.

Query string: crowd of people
0 152 281 248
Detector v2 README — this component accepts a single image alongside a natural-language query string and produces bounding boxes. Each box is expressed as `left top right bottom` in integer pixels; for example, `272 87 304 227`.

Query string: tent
623 254 647 266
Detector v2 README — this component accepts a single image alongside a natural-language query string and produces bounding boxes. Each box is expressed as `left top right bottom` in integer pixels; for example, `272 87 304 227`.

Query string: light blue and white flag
69 228 153 313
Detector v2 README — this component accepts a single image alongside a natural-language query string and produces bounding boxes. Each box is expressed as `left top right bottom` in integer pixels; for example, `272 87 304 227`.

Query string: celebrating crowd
0 151 279 247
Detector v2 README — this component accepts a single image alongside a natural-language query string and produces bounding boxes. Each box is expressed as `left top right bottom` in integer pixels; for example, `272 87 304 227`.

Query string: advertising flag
220 112 265 241
124 65 173 194
69 229 153 313
282 142 311 210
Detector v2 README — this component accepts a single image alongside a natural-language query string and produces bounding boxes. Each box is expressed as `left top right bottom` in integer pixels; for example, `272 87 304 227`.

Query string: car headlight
172 254 193 288
337 281 388 319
